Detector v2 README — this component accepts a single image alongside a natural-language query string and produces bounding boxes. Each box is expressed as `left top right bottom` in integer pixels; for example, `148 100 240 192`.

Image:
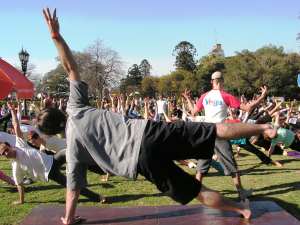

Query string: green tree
80 40 123 99
196 55 225 93
157 75 173 96
42 64 69 96
119 64 142 94
155 70 198 97
224 45 300 98
224 51 262 96
173 41 197 72
141 76 159 97
128 64 143 86
139 59 151 77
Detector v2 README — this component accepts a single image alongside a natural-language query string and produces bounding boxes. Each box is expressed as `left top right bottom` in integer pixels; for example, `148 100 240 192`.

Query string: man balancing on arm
41 8 277 224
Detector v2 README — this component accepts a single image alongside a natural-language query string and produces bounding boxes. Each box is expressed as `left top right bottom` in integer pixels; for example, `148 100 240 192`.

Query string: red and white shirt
196 90 240 123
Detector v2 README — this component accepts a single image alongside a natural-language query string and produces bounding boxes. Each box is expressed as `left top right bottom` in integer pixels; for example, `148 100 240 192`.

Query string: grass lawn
0 151 300 225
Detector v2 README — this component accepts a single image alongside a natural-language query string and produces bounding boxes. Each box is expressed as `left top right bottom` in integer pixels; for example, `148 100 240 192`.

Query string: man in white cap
183 71 268 201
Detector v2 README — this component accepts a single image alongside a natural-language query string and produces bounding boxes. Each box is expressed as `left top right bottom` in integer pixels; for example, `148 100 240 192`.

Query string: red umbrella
0 58 34 100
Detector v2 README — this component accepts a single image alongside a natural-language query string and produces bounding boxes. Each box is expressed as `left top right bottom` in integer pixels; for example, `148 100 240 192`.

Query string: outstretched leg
216 123 276 140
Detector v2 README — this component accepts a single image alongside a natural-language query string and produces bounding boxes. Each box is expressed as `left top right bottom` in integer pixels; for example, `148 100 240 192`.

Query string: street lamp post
19 48 30 116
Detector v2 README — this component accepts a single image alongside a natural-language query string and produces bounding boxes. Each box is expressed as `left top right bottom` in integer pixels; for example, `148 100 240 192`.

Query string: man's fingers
46 8 52 20
53 8 57 20
42 9 49 21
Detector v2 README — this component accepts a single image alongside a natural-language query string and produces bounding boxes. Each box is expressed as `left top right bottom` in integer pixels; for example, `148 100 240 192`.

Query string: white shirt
196 90 240 123
12 137 53 185
156 99 167 114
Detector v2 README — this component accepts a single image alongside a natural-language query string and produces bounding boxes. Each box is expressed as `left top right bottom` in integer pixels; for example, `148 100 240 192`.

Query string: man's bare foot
61 216 85 225
240 199 251 219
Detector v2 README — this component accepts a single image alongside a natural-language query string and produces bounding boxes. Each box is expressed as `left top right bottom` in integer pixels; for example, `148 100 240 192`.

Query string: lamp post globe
19 48 30 116
19 48 30 76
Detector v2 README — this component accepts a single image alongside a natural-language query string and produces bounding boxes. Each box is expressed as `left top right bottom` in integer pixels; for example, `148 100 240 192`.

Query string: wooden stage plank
21 201 300 225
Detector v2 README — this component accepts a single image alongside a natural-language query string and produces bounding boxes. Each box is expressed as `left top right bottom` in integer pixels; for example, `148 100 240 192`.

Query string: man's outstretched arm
43 8 80 81
43 8 81 225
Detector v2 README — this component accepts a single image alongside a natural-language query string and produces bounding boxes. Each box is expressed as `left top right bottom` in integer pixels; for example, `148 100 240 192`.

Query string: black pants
197 138 237 176
289 136 300 151
137 120 216 204
238 139 272 164
48 150 104 201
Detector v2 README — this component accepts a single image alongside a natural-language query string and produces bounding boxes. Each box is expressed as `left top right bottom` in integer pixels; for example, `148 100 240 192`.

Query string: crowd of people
1 7 300 225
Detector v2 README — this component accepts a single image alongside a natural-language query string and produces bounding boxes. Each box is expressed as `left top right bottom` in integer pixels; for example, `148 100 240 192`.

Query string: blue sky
1 0 300 76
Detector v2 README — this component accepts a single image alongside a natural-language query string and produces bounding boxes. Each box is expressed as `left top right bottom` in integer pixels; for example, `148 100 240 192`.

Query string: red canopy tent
0 58 34 100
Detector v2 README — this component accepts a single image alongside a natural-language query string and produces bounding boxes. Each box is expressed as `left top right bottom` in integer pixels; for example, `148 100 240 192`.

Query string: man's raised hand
182 89 191 99
43 8 60 39
260 85 268 97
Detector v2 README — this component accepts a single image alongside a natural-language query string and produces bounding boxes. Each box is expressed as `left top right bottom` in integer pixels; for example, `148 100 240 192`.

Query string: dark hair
37 108 66 135
27 141 40 150
171 110 183 119
28 131 39 140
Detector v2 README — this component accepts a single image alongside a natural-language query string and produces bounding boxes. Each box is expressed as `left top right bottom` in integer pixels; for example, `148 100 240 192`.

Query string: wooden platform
21 201 300 225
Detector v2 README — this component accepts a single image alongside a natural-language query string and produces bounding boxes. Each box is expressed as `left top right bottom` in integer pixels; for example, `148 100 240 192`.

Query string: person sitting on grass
40 8 278 224
0 102 105 205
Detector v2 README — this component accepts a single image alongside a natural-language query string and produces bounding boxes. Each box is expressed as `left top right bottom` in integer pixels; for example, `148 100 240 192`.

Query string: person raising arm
43 8 81 225
42 9 278 225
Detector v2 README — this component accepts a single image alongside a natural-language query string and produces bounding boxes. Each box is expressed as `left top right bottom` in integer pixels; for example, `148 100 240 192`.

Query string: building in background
209 44 225 57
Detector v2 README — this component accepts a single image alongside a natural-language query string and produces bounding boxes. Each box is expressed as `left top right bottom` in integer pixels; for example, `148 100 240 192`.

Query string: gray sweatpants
197 138 238 176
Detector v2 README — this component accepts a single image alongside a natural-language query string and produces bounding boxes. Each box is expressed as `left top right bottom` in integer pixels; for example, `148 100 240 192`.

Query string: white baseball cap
211 71 223 80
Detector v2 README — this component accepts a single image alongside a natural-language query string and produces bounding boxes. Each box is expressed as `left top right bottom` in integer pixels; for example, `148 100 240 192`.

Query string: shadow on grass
254 181 300 194
0 186 17 192
25 193 167 205
107 192 165 203
277 158 300 164
21 182 114 193
243 169 299 176
26 198 94 204
25 199 66 204
87 183 115 189
239 161 300 176
222 180 300 197
24 184 65 193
